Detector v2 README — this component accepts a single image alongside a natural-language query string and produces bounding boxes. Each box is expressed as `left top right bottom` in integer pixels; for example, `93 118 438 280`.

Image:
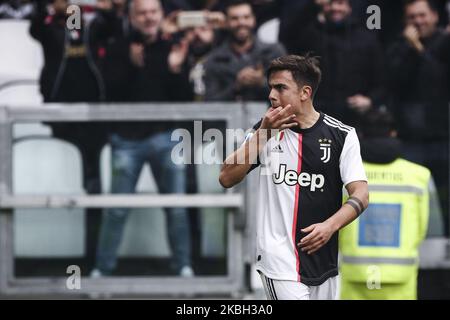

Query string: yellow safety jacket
340 158 430 285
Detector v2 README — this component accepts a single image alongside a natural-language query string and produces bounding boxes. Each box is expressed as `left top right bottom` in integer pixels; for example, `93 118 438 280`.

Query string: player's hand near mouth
219 105 297 189
261 104 298 134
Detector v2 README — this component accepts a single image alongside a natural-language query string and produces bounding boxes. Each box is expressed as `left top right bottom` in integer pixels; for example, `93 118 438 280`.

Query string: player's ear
300 85 312 101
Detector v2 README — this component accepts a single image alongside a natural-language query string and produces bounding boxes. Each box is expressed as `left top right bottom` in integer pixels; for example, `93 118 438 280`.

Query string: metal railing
3 102 448 298
0 102 268 297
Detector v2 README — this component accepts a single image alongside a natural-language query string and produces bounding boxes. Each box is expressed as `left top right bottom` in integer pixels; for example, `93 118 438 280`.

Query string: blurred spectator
252 0 385 53
387 0 450 235
186 25 216 100
0 0 33 19
157 10 226 94
29 0 108 102
103 0 127 17
204 0 285 102
158 12 223 100
368 0 449 47
151 7 226 261
93 0 197 101
287 0 386 125
30 0 115 266
362 0 404 48
159 16 221 256
93 0 133 102
29 0 107 194
447 0 450 33
340 108 441 300
92 0 195 277
250 0 318 53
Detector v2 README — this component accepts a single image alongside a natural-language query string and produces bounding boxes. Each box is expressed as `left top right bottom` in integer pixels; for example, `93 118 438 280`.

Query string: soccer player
219 55 369 300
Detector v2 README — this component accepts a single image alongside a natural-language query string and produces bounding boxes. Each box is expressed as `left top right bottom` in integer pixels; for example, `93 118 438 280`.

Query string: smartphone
177 11 207 29
69 0 96 5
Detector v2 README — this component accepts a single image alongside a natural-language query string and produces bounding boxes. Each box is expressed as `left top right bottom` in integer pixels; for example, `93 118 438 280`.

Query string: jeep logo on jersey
319 139 332 163
273 164 325 191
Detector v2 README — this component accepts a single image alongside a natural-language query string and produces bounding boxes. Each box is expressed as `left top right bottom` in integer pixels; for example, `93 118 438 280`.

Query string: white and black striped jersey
247 113 367 286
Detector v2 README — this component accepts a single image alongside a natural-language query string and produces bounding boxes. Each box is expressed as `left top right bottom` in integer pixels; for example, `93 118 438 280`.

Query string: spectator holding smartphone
204 0 285 102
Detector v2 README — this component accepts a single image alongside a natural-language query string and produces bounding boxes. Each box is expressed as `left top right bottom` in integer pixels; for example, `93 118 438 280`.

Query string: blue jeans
95 131 191 274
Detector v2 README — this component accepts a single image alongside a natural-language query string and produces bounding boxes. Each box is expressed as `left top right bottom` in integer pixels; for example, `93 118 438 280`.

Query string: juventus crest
319 139 332 163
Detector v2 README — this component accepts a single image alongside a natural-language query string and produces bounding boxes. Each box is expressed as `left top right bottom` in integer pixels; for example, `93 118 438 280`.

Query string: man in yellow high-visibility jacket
339 109 442 300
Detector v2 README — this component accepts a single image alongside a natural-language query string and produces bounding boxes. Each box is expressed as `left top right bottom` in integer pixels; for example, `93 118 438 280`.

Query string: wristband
345 196 365 216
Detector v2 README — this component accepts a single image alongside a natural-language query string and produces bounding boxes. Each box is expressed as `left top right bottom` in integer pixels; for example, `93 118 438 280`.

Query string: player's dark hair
360 108 396 138
224 0 254 14
267 54 322 99
403 0 438 12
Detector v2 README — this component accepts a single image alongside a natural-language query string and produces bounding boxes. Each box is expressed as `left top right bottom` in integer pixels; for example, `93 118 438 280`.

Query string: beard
230 27 253 45
190 42 212 58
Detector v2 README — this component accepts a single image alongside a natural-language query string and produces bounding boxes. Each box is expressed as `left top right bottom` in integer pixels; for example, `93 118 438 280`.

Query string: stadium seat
13 138 85 257
0 80 43 106
0 81 50 141
0 20 43 85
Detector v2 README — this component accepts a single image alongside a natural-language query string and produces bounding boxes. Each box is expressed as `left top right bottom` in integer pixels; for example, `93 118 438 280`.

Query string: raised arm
219 105 297 188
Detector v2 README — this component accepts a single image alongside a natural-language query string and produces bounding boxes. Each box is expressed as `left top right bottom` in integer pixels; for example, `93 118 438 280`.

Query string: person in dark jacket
93 0 133 102
91 0 195 278
30 0 117 267
29 0 108 195
287 0 386 126
387 0 450 235
30 0 106 102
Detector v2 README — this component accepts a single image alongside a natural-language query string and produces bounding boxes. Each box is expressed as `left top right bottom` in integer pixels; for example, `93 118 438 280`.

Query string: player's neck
295 102 320 130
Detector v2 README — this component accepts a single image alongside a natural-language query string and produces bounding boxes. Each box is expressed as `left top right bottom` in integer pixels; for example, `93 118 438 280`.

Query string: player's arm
219 105 297 189
299 128 369 254
298 181 369 255
327 180 369 231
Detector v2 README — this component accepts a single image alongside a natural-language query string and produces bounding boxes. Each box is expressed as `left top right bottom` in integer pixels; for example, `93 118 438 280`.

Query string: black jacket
94 12 193 103
387 30 450 141
29 2 106 102
129 35 192 103
93 11 134 103
107 32 193 139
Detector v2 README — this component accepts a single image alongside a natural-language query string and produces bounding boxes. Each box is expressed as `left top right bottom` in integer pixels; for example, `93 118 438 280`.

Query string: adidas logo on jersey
272 164 325 192
271 144 283 153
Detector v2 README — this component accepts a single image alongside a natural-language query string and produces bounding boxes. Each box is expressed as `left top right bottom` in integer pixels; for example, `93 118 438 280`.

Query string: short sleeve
339 129 367 186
